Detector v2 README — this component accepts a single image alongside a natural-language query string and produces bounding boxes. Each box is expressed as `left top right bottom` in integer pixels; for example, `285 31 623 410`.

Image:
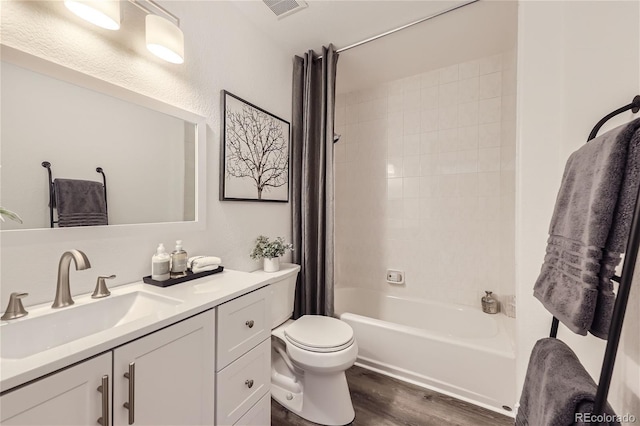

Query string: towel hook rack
547 94 640 418
41 161 108 228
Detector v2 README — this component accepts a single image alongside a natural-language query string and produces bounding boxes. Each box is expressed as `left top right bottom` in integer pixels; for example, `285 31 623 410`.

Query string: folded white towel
191 264 220 274
188 256 222 270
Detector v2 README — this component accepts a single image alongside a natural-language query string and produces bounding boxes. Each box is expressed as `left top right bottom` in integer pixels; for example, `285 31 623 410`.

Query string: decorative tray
143 266 224 288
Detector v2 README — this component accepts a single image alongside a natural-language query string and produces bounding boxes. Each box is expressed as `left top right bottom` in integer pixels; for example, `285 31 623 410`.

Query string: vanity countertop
0 268 280 392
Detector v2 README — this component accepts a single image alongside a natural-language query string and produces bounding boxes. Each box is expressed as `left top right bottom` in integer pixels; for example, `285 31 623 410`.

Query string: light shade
64 0 120 30
146 14 184 64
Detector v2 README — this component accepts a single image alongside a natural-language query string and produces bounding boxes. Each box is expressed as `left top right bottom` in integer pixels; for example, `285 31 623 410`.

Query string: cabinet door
0 353 112 426
113 310 215 426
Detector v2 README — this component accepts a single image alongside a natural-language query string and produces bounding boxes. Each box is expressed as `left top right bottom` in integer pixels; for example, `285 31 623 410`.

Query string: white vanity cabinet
0 310 215 426
0 353 112 425
215 285 271 426
113 310 215 426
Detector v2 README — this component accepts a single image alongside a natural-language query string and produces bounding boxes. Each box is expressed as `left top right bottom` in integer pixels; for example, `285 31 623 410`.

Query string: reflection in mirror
1 59 198 230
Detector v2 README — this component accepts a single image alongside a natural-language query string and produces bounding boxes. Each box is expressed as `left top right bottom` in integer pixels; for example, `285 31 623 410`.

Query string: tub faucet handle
1 292 29 321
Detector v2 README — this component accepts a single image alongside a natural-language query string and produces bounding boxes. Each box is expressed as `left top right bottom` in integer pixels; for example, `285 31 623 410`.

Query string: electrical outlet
386 269 405 285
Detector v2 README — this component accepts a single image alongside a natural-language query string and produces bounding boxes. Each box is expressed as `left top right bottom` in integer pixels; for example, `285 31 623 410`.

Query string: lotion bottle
170 240 188 278
151 243 170 281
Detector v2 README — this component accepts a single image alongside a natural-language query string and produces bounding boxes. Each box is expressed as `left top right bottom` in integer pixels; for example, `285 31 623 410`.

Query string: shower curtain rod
318 0 480 58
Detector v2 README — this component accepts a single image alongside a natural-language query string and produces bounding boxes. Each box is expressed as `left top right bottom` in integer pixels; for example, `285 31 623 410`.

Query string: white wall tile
403 134 420 157
403 90 421 111
438 106 459 129
479 123 501 148
335 50 515 309
403 75 421 92
478 147 501 172
420 69 440 88
421 86 439 110
459 60 480 79
404 178 420 199
478 172 501 196
439 81 459 107
478 54 502 75
403 155 421 177
420 131 438 154
420 154 438 176
404 111 421 135
458 101 479 127
439 64 459 84
388 137 403 157
387 178 403 199
458 77 479 103
388 94 403 113
478 98 502 124
387 157 403 178
438 128 459 152
420 109 439 133
458 125 479 150
479 72 502 100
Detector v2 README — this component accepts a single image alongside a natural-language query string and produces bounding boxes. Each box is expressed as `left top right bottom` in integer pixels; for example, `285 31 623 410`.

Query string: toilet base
272 370 355 426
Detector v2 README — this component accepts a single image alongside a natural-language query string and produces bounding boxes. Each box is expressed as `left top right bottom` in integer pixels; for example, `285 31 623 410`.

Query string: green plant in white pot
250 235 293 272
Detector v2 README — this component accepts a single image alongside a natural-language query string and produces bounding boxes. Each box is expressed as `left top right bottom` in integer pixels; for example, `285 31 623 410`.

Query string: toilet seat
284 315 354 353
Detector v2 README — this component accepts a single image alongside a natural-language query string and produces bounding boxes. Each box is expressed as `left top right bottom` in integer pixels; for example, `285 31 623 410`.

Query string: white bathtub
335 287 516 415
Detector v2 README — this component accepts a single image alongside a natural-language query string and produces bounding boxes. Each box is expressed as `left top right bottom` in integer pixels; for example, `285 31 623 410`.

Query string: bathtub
335 287 516 415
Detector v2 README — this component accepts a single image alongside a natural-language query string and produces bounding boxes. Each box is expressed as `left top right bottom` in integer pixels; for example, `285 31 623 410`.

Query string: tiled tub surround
335 52 516 309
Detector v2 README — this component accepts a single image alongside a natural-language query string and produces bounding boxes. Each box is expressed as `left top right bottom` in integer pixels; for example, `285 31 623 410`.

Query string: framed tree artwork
220 91 291 202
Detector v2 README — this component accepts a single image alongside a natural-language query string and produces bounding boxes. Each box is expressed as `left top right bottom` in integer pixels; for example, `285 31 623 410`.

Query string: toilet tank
256 263 300 329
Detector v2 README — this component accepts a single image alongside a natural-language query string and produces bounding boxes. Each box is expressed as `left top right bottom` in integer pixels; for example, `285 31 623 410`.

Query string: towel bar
547 95 640 417
41 161 108 228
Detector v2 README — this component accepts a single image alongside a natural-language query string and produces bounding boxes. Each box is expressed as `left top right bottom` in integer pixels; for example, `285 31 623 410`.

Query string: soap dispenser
481 291 499 314
170 240 188 278
151 243 170 281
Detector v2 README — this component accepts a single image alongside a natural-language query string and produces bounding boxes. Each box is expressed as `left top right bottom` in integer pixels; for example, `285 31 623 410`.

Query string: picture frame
220 90 291 202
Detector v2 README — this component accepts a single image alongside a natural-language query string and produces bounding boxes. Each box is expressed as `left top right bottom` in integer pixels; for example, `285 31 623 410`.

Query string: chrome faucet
52 250 91 309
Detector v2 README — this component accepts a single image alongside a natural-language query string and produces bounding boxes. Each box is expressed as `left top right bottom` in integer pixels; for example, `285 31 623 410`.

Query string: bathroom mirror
0 46 206 231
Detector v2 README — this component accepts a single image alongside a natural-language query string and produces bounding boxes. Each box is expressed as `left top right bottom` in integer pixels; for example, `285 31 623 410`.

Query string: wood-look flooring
271 366 513 426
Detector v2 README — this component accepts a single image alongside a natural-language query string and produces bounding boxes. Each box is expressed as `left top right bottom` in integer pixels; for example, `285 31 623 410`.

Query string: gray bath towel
534 119 640 338
516 338 619 426
53 178 108 227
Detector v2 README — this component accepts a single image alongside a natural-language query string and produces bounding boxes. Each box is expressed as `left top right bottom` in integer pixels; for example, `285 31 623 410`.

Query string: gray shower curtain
291 45 339 318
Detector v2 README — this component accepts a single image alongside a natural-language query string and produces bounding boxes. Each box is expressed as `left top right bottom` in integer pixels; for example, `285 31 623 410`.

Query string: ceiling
230 0 518 94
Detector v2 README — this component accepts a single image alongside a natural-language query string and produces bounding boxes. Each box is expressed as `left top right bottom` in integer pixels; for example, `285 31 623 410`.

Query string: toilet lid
284 315 354 353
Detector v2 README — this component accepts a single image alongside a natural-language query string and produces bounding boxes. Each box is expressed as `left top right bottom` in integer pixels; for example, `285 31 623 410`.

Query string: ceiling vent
263 0 308 19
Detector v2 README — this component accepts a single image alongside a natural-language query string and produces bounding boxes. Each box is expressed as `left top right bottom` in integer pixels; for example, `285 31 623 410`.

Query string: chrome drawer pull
97 375 109 426
245 379 254 389
245 320 254 328
123 362 135 425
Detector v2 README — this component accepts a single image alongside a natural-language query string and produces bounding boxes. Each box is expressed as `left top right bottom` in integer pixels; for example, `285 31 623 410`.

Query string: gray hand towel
516 338 619 426
53 178 108 227
534 119 640 338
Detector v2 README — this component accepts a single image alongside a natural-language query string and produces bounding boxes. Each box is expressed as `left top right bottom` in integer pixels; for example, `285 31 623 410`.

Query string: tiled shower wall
334 51 516 309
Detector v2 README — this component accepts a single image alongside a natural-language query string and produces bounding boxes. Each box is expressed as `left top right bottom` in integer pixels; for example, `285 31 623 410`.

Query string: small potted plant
0 207 23 224
250 235 293 272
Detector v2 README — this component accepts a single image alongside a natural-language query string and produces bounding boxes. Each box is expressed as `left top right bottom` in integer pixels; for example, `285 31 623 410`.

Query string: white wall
0 1 293 306
517 0 640 415
334 51 517 310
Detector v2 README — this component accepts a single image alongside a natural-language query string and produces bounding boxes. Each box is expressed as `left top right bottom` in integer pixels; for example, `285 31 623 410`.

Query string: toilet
268 264 357 426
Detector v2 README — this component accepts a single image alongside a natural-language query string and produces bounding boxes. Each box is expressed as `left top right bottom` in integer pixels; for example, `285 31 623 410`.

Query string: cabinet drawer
216 285 270 370
216 338 270 426
234 392 270 426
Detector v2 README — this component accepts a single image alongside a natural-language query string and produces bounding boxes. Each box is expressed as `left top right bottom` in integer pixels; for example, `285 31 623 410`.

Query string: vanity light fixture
129 0 185 64
64 0 121 30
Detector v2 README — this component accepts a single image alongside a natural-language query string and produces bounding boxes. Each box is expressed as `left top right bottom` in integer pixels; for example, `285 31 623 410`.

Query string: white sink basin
0 291 182 359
